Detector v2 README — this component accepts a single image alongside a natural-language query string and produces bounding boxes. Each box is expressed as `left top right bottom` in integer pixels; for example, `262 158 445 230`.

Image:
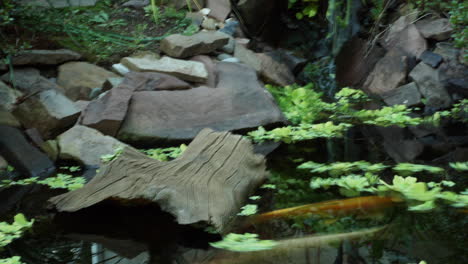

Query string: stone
0 125 55 178
190 55 217 87
1 68 60 94
266 49 308 75
122 0 149 8
409 62 452 109
383 23 427 58
40 140 59 161
160 31 230 58
117 62 286 143
102 77 125 92
416 18 453 41
217 53 233 61
377 126 423 162
136 72 192 91
206 0 231 21
57 62 119 101
202 18 217 30
112 63 131 76
336 37 386 87
74 100 90 112
363 49 409 96
235 38 250 47
12 89 81 139
0 111 21 127
221 37 235 54
18 0 97 8
6 49 81 66
169 0 205 10
57 125 130 167
438 60 468 97
222 58 240 63
0 80 22 111
234 44 262 71
219 19 239 36
256 53 295 86
420 51 443 68
434 42 460 62
121 56 208 83
382 82 422 107
0 156 7 171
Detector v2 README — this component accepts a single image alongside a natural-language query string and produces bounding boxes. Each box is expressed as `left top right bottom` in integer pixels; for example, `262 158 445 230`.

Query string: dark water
1 141 467 264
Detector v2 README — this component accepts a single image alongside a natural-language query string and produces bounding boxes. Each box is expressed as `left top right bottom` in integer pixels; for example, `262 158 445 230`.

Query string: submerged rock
160 31 230 58
57 125 130 167
121 56 208 83
117 62 286 143
57 62 119 101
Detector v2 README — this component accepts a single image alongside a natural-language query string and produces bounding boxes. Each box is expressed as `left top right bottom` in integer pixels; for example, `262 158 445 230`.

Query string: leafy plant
393 163 444 176
238 204 258 216
210 233 278 252
140 144 187 161
299 161 388 176
0 174 85 191
101 147 124 163
0 256 23 264
449 162 468 171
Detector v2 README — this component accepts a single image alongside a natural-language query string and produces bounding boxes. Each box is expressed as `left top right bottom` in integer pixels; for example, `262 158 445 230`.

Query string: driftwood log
49 129 266 233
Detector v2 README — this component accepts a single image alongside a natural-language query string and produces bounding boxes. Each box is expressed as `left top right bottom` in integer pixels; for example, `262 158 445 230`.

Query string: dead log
49 128 266 233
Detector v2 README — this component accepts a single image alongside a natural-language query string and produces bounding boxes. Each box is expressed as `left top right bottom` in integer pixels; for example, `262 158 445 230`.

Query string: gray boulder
160 31 230 58
117 62 286 143
1 68 61 94
416 18 453 41
409 62 452 108
382 82 422 107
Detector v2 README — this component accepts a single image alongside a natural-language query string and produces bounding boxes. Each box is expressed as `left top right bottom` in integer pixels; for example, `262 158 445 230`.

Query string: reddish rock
336 37 386 87
132 72 191 91
207 0 231 21
363 49 409 96
191 55 217 87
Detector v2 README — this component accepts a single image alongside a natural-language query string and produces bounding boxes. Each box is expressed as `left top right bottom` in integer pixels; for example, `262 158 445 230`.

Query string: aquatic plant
140 144 187 161
393 163 445 176
0 174 85 191
449 162 468 172
210 233 278 252
100 146 124 163
299 161 388 176
0 214 33 264
238 204 258 216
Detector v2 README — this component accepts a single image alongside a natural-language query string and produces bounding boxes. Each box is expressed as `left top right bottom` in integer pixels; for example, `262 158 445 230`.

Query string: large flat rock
160 31 230 58
0 125 55 178
12 89 81 139
117 62 286 144
121 56 208 83
50 129 267 234
1 68 60 94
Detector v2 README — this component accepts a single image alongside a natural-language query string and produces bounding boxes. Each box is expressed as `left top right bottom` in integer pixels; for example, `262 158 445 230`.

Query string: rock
190 55 217 87
160 31 230 58
221 37 235 54
217 53 233 61
12 89 81 139
363 49 409 96
409 62 452 108
382 82 422 107
223 58 240 63
39 140 59 162
75 100 90 112
377 126 423 162
219 19 239 36
416 18 453 41
185 12 204 27
0 156 7 171
234 44 262 71
57 125 130 167
102 77 124 92
117 62 286 143
0 111 21 127
256 53 295 86
122 0 149 8
420 51 443 68
6 49 81 66
57 62 119 101
336 37 386 87
235 38 250 47
202 18 217 30
18 0 97 8
50 128 266 234
25 127 45 148
169 0 205 10
0 125 55 178
266 49 308 75
206 0 231 21
1 68 60 94
385 25 427 58
121 56 208 83
434 42 460 62
0 80 22 111
135 72 192 91
112 63 131 76
438 60 468 97
89 88 102 99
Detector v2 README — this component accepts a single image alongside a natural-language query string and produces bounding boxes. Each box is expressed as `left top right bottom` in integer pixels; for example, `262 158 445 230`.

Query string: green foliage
393 163 444 176
310 174 377 197
0 174 85 191
60 166 81 173
140 144 187 161
0 214 33 247
449 162 468 171
299 161 388 176
288 0 320 20
238 204 258 216
0 257 23 264
101 147 124 163
210 233 278 252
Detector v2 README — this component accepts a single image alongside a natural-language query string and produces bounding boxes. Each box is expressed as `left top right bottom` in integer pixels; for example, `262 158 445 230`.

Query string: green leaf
210 233 278 252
